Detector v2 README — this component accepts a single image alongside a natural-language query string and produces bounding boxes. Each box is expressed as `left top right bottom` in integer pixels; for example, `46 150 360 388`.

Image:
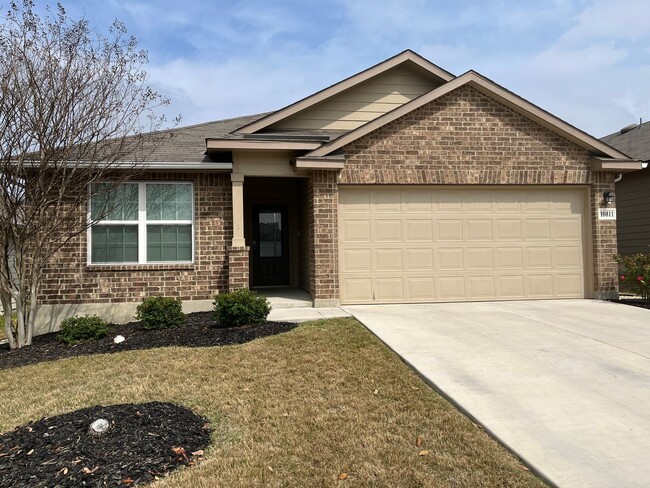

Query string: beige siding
274 66 439 131
616 169 650 255
339 186 587 304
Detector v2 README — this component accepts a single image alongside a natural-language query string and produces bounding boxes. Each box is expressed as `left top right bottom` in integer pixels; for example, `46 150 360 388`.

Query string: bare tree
0 1 175 348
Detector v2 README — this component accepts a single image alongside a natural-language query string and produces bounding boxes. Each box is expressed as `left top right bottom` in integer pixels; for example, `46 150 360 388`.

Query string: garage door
339 187 587 304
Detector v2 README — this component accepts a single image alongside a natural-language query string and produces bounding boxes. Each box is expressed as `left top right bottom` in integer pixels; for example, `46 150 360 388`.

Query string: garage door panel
437 220 463 240
374 190 402 212
555 275 583 296
342 278 373 302
342 249 372 271
375 248 403 271
466 219 493 241
406 277 435 300
495 219 523 240
493 191 522 213
554 247 582 268
339 187 586 304
525 219 551 240
405 219 433 241
404 190 433 213
497 275 526 297
406 248 434 270
553 218 581 240
342 219 371 241
340 190 371 213
466 247 494 269
463 190 493 213
437 276 466 299
527 275 554 296
433 191 462 212
496 247 524 269
374 220 402 241
437 248 464 270
374 277 404 301
526 247 553 268
468 276 496 299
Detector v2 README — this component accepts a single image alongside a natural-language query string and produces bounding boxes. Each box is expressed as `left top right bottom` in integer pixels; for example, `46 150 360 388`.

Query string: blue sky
37 0 650 136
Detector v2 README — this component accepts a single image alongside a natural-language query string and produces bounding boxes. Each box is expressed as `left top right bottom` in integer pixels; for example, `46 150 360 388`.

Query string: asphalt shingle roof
138 113 270 162
601 122 650 161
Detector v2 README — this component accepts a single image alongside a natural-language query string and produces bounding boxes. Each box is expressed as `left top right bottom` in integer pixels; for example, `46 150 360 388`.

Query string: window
89 182 194 264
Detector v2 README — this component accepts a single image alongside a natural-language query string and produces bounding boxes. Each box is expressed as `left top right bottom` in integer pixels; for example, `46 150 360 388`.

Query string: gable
340 84 593 181
270 65 442 132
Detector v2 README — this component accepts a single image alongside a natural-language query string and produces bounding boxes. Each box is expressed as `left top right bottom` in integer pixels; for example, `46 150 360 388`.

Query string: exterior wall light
603 191 615 205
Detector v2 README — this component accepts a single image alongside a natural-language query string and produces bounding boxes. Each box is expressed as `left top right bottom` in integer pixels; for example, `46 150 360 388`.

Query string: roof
137 113 269 162
601 122 650 161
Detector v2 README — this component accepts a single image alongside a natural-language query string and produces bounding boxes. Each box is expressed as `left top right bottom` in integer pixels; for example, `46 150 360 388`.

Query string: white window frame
88 181 195 265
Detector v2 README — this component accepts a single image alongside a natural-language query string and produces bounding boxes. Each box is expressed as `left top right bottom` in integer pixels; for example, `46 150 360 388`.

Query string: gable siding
273 66 439 131
616 169 650 255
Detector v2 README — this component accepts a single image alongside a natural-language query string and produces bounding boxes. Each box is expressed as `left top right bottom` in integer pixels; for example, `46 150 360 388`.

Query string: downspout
614 174 623 183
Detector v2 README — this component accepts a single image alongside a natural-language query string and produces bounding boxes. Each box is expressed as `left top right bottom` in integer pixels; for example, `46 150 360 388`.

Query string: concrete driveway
344 300 650 488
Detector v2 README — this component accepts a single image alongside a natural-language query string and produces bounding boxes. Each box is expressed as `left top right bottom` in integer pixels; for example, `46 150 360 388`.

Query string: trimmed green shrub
136 296 185 329
213 289 271 327
58 315 109 344
614 253 650 302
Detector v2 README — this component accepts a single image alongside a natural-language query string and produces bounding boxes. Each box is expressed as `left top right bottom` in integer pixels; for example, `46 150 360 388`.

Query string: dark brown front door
252 205 289 287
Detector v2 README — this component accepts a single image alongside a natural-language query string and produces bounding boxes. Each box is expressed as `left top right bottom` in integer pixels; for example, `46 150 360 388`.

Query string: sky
26 0 650 137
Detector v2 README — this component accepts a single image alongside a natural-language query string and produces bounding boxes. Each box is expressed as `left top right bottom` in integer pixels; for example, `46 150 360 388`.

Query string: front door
252 205 289 287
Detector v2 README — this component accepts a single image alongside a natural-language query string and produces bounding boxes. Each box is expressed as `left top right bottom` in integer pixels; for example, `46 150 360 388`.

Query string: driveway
344 300 650 488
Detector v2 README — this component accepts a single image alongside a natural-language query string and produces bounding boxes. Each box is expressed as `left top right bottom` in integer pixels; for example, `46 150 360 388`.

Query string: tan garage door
339 187 587 304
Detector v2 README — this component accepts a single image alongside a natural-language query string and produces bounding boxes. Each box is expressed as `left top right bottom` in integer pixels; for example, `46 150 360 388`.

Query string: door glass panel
259 211 282 258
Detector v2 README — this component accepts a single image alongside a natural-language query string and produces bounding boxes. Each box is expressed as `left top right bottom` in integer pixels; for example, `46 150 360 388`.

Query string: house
601 121 650 255
35 50 643 332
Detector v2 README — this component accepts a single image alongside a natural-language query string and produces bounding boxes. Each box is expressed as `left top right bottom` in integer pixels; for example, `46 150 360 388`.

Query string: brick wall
40 172 232 304
309 170 338 303
228 246 250 291
336 85 618 298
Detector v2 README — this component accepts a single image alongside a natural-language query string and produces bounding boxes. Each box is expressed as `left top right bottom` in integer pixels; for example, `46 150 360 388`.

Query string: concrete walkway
345 300 650 488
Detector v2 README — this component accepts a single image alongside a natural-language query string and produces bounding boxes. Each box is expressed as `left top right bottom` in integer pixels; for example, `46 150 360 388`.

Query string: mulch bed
0 312 297 371
0 401 211 487
608 298 650 310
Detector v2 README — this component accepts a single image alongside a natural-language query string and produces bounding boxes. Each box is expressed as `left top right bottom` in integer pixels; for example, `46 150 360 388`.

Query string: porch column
228 173 249 291
231 173 245 247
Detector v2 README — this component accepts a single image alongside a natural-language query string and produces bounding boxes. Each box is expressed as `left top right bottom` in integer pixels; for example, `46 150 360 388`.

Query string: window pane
91 225 138 263
258 211 282 257
91 183 138 221
146 184 192 221
147 224 192 262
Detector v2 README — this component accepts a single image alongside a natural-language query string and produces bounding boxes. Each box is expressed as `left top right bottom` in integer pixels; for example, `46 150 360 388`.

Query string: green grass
0 318 546 487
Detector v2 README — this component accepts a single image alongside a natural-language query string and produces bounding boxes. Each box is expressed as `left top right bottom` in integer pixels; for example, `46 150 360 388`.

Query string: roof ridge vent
620 123 638 134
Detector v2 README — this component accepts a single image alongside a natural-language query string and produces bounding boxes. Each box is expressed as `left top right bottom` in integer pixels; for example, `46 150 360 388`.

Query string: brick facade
335 85 618 297
228 246 250 291
40 172 232 304
39 85 620 311
309 170 339 304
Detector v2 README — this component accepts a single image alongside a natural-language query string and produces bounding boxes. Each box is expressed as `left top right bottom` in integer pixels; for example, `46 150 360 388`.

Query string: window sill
86 263 195 272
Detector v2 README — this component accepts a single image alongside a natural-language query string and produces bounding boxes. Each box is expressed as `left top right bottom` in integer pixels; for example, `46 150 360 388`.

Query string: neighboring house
601 121 650 255
35 50 643 332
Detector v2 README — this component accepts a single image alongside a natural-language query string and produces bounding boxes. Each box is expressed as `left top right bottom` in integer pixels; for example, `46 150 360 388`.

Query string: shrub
213 289 271 327
58 315 109 344
614 253 650 302
136 296 185 329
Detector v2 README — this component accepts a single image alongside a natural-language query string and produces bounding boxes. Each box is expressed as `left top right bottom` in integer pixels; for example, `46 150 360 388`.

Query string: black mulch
0 312 297 371
0 401 211 487
608 298 650 310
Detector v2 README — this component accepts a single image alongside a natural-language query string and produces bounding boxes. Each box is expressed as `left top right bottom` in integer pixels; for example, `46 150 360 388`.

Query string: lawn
0 318 546 487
